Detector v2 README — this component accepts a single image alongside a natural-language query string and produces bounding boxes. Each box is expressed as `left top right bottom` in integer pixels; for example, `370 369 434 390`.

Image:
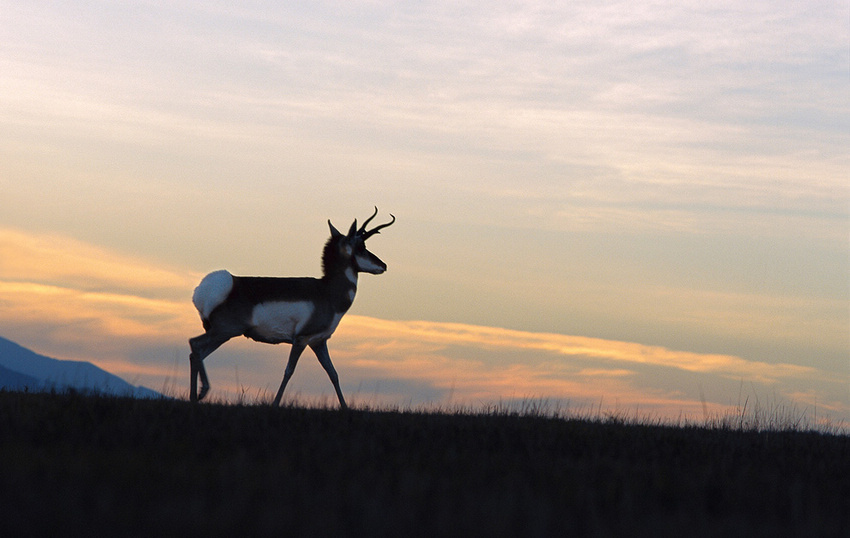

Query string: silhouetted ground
1 390 847 537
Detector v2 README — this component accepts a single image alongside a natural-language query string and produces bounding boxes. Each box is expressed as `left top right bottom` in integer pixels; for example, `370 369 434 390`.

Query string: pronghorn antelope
188 208 395 408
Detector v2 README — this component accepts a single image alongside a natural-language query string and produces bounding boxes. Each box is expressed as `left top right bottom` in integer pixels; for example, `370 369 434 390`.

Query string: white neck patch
345 266 357 284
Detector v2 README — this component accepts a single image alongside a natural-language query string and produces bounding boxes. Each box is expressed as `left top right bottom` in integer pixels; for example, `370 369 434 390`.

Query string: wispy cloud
338 316 822 383
0 229 197 296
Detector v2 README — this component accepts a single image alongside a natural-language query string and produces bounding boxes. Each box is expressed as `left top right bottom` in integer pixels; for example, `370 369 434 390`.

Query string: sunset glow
1 1 846 425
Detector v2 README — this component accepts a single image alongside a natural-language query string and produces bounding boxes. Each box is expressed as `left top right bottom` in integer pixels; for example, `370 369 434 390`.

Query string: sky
1 1 848 426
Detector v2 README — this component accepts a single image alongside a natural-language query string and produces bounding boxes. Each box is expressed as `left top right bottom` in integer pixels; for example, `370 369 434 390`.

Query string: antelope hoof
198 385 210 401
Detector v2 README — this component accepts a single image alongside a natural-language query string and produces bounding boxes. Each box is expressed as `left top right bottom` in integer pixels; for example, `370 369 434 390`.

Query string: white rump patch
192 270 233 320
250 301 315 342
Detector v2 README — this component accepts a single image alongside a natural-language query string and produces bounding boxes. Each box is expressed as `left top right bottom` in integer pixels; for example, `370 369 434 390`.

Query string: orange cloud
337 316 821 383
0 228 197 296
0 280 194 340
0 227 844 424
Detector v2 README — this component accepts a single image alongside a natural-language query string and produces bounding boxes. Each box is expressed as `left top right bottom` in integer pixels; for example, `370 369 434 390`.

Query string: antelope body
188 208 394 408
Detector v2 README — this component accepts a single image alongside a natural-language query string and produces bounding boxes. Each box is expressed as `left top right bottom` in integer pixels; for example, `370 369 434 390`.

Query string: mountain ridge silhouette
0 335 161 398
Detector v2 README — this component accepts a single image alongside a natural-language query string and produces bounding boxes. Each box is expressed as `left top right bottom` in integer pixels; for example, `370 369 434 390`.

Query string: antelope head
328 207 395 274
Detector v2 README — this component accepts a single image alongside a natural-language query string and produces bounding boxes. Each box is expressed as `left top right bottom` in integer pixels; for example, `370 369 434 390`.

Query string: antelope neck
324 264 358 310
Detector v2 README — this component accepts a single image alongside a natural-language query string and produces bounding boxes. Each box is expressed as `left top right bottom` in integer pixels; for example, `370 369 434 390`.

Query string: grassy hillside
1 390 847 537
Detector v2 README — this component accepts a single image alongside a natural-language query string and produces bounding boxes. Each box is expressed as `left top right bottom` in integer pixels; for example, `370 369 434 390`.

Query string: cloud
0 228 197 297
0 227 845 424
0 228 831 416
337 316 822 384
3 0 846 246
0 229 197 383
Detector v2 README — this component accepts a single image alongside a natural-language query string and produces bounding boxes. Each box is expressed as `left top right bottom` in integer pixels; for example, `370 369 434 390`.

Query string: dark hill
1 390 847 537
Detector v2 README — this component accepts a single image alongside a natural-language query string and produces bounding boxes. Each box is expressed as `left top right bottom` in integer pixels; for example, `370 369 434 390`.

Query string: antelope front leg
273 343 306 406
311 340 348 410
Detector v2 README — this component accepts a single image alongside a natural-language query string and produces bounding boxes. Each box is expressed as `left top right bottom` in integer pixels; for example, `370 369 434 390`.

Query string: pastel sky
2 1 847 424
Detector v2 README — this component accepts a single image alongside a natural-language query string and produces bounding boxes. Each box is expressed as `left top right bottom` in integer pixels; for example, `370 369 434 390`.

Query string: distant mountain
0 363 42 390
0 335 162 398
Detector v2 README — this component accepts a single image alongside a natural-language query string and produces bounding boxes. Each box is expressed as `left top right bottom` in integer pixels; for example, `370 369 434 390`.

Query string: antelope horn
360 210 395 239
358 206 379 235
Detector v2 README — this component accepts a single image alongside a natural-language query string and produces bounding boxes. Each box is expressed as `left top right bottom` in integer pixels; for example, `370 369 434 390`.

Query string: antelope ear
347 219 358 238
328 220 343 238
